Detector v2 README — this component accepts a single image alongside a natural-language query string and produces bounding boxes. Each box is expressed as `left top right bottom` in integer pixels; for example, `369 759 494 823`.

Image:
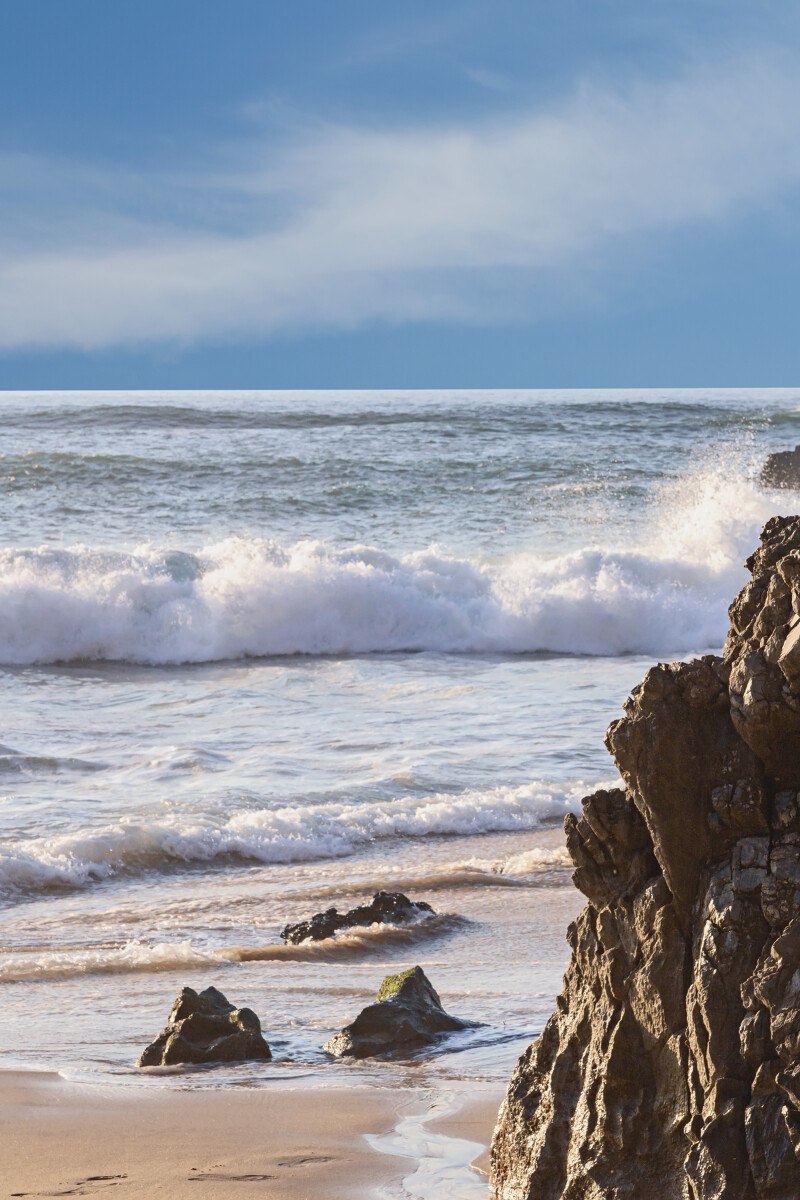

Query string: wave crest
0 780 592 899
0 487 770 666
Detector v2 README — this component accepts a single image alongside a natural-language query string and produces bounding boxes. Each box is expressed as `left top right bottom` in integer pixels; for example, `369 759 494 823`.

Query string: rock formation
761 448 800 489
490 515 800 1200
280 890 434 944
138 985 271 1067
324 965 470 1058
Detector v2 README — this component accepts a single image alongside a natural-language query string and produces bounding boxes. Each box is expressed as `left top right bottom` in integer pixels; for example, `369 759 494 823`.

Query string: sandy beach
0 1069 504 1199
0 1070 418 1199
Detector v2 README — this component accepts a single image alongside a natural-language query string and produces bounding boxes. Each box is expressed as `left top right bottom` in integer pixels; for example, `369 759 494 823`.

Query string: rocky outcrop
323 965 470 1058
760 448 800 489
490 517 800 1200
137 985 271 1067
725 516 800 785
280 891 434 944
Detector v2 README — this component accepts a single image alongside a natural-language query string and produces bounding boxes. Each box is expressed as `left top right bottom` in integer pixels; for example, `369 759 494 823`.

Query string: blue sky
2 1 800 388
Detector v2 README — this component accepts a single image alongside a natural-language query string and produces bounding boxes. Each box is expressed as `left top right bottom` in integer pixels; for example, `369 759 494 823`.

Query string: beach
1 1070 504 1198
1 388 798 1198
1 1070 407 1198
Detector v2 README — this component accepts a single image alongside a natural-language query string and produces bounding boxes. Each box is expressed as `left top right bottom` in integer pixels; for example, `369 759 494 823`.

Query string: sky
2 1 800 388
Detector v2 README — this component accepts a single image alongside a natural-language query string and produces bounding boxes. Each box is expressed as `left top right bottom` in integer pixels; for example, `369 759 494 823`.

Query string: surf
0 471 774 666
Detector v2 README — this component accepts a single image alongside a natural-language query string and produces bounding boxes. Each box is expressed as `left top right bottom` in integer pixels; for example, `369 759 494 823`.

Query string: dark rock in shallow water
761 447 800 488
280 891 434 944
323 965 470 1058
490 516 800 1200
137 985 271 1067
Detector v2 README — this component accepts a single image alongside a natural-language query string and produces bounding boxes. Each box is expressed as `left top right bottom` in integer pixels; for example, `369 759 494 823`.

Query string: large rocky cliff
490 516 800 1200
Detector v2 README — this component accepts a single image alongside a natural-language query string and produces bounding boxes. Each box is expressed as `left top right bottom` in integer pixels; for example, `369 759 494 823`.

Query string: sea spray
0 518 770 664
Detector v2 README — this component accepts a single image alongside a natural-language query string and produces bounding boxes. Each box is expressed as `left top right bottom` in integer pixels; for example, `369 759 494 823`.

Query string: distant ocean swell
0 475 772 664
0 782 588 898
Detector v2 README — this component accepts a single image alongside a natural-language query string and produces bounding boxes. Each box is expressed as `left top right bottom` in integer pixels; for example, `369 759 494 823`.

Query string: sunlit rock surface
490 517 800 1200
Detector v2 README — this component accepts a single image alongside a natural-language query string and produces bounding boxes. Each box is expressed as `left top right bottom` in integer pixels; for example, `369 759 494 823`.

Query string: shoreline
367 1084 502 1199
425 1093 500 1180
0 1068 501 1199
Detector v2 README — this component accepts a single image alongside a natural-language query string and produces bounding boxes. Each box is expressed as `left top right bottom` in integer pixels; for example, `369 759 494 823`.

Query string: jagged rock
725 516 800 785
607 655 766 926
493 790 690 1200
760 448 800 489
490 517 800 1200
323 965 470 1058
280 891 434 944
137 985 271 1067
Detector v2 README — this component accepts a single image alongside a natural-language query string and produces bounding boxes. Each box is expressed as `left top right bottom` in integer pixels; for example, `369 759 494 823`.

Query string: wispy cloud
2 48 800 352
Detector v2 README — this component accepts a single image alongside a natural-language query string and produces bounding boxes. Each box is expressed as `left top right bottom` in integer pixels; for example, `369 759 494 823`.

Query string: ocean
0 388 797 1126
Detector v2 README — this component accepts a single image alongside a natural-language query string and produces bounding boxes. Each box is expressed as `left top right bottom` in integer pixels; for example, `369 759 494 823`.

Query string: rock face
280 891 434 944
761 448 800 489
324 965 469 1058
490 516 800 1200
726 516 800 785
137 985 271 1067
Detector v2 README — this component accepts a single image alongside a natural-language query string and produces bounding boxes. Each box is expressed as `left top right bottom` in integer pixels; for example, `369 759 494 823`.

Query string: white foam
0 468 778 664
0 780 592 897
494 845 572 873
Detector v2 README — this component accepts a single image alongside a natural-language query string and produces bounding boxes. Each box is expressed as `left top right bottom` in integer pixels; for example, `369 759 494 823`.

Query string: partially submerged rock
490 516 800 1200
137 985 271 1067
280 891 434 944
324 965 469 1058
761 447 800 488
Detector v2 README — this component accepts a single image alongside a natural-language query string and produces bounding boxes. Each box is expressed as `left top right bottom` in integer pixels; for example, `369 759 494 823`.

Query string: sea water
0 389 798 1107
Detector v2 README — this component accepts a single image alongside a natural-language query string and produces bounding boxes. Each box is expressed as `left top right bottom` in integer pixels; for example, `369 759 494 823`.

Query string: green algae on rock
376 966 419 1002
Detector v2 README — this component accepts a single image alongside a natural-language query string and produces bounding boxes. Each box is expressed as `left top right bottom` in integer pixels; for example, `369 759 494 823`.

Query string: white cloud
2 48 800 351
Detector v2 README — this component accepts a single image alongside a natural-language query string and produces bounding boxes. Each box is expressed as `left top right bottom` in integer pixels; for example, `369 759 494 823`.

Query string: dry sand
0 1070 411 1200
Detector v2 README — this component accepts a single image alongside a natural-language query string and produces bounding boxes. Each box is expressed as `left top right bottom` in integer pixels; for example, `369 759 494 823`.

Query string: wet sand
425 1091 502 1182
362 1083 503 1198
0 1070 411 1199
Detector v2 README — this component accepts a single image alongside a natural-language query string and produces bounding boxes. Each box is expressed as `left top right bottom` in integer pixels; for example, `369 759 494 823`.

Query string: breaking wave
0 780 593 899
0 470 775 665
